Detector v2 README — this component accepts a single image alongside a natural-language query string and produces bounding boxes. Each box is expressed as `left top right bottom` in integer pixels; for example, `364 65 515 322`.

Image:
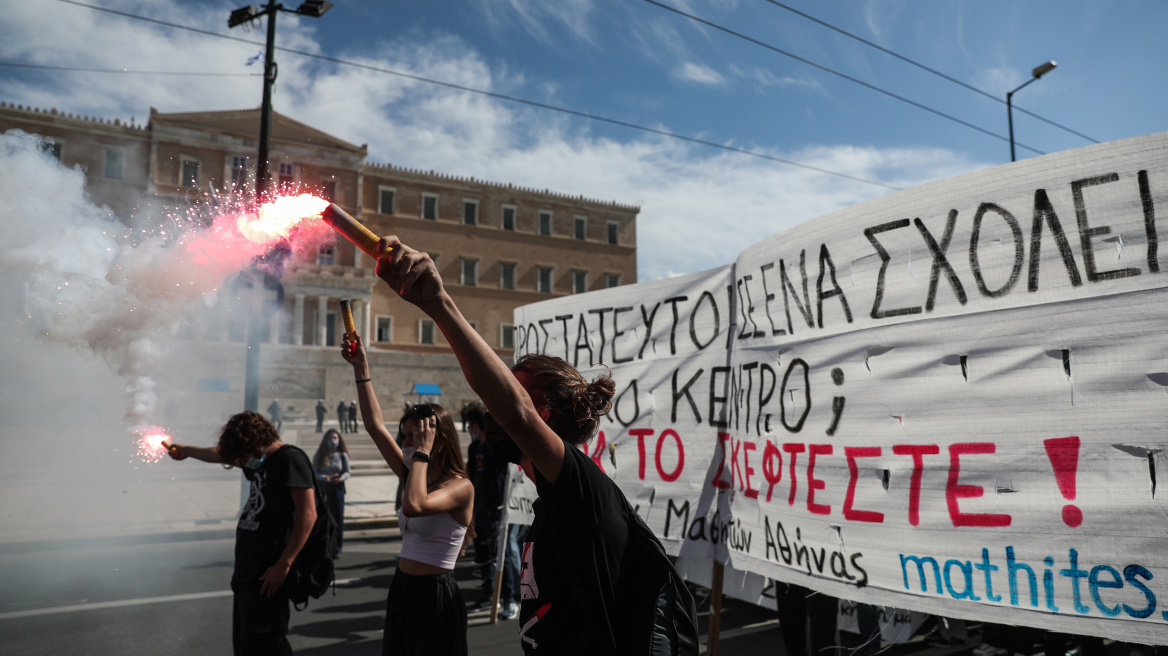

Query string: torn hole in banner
941 354 969 381
865 345 894 373
1112 444 1164 499
1102 234 1124 260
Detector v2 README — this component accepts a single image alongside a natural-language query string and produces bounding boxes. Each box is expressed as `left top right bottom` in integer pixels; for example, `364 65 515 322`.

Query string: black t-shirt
519 445 651 655
233 444 315 585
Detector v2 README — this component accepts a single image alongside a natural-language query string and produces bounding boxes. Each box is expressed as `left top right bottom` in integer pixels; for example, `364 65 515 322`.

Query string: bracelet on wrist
412 451 431 464
355 378 371 384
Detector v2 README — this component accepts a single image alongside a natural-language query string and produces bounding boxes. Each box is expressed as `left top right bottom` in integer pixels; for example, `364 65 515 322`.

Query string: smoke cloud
0 130 330 452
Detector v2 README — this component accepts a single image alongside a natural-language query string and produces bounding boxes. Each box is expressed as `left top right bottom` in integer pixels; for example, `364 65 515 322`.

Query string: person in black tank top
365 234 694 655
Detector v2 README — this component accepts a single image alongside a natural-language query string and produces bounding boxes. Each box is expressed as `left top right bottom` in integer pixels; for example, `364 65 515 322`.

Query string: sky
1 0 1165 281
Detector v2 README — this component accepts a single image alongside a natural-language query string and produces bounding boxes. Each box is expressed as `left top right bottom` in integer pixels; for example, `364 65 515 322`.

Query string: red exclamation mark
1044 436 1082 527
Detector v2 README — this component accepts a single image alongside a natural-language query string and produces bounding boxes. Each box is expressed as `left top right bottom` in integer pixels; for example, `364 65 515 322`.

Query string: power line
642 0 1045 156
757 0 1098 144
53 0 903 191
0 61 260 76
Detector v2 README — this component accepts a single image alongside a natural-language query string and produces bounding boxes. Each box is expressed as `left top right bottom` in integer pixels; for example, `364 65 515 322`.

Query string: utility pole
229 1 333 413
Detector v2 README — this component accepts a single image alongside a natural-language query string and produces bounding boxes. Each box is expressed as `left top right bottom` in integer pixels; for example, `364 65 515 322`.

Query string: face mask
401 446 417 463
244 454 266 470
329 439 340 449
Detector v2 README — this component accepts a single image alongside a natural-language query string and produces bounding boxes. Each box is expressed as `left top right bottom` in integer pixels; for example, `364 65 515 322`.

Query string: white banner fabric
512 132 1168 642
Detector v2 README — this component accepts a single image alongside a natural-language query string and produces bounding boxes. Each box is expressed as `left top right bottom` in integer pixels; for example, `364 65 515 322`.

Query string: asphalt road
0 526 793 656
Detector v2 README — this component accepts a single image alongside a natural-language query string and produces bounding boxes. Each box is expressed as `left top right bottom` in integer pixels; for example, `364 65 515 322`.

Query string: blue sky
2 0 1165 280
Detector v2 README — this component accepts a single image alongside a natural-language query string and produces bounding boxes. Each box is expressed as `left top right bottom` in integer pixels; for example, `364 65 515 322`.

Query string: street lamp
228 1 332 414
1007 60 1057 162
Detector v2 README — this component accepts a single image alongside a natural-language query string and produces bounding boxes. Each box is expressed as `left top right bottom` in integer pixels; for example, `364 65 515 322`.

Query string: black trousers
320 480 345 553
232 580 292 656
472 512 500 597
384 570 467 656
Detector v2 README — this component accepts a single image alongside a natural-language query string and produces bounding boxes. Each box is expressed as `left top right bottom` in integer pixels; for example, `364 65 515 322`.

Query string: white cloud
671 62 727 86
0 0 992 283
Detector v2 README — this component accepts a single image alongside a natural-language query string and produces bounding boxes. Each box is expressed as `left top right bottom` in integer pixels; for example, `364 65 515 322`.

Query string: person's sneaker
500 601 519 620
467 599 498 615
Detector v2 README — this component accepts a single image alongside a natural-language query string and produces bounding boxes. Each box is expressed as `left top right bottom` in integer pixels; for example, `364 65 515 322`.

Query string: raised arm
341 334 409 479
374 237 567 483
166 444 225 464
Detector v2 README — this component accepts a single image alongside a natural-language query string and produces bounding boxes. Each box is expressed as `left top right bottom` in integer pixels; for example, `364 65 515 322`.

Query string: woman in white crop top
341 337 474 656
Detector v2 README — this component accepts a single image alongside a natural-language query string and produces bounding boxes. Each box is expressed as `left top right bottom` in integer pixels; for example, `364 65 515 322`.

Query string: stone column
269 309 281 345
352 299 364 341
293 294 305 346
363 299 373 341
353 249 363 270
317 295 329 346
220 302 231 342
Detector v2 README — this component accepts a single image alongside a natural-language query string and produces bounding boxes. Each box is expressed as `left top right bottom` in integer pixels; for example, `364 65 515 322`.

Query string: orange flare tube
321 203 391 260
339 299 357 340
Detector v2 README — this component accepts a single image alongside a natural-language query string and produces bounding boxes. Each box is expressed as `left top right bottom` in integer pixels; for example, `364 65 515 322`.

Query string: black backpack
551 493 700 656
281 473 339 609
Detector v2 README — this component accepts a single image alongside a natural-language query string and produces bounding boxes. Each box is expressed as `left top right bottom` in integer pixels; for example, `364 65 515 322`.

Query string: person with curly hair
342 336 474 656
312 428 350 554
368 234 695 655
166 411 317 655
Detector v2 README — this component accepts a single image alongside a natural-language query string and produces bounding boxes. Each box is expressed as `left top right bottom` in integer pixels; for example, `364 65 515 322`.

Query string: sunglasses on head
411 404 435 418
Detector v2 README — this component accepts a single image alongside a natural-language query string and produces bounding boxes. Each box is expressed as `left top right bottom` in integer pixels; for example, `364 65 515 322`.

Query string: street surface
0 421 792 655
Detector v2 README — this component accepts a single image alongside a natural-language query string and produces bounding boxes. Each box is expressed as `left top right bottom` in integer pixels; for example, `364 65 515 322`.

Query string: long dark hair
512 354 615 446
398 403 467 479
217 411 280 468
313 428 348 471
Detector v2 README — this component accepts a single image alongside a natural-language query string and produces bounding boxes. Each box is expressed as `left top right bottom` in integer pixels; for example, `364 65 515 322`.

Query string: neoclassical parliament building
1 101 638 425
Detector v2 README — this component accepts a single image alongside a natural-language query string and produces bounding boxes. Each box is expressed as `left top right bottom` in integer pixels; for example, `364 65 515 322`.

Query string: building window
322 179 337 202
379 187 395 215
500 324 515 349
232 156 248 188
573 271 588 294
376 316 393 343
500 263 516 290
41 140 61 161
502 206 516 231
419 319 435 345
317 244 335 265
102 148 124 180
422 194 438 220
574 216 586 240
278 163 294 188
537 267 553 293
607 221 619 245
463 199 478 226
539 211 552 236
181 158 200 188
606 273 621 288
461 259 478 286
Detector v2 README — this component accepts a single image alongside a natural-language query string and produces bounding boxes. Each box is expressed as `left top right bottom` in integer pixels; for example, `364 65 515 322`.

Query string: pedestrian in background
336 400 347 433
348 400 358 433
315 399 326 433
313 428 350 555
464 404 507 616
166 411 317 655
267 398 282 432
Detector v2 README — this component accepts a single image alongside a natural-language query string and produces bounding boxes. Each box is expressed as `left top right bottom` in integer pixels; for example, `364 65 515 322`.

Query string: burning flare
236 194 330 244
134 426 175 463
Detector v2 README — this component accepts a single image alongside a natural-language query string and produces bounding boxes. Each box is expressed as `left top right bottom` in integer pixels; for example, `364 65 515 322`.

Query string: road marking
0 578 362 620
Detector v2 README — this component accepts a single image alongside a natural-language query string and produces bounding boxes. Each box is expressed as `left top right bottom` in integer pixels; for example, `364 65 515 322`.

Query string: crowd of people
162 231 1145 656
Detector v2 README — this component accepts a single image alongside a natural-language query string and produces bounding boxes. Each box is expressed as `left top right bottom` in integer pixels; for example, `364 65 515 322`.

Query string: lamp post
1007 60 1057 162
228 1 332 414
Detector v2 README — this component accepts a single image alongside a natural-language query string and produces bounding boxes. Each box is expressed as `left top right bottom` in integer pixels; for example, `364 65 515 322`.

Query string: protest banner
513 132 1168 641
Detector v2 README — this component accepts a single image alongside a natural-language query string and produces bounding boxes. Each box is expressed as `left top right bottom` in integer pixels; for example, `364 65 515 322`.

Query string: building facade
1 101 638 426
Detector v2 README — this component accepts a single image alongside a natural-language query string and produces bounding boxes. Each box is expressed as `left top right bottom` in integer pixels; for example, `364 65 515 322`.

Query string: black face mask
484 413 524 464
